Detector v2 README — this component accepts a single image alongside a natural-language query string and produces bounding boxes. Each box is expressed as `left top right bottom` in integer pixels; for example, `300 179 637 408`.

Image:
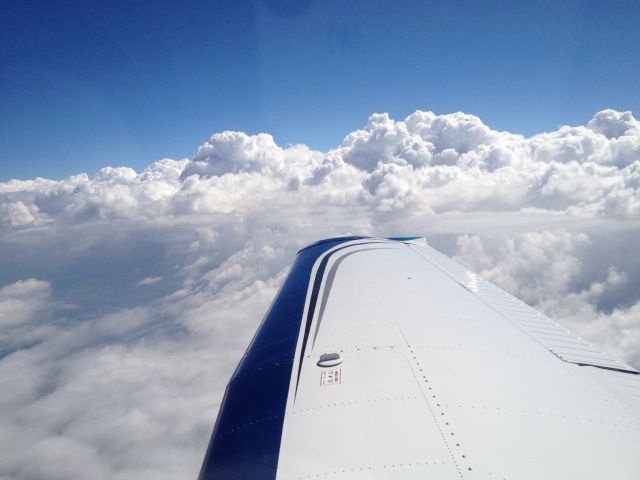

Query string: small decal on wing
320 369 342 386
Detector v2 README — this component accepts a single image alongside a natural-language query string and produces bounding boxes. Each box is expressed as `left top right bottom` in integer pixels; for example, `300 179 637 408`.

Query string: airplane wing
199 236 640 480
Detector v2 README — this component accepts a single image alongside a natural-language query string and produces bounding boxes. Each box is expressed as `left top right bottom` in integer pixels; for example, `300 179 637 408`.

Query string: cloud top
1 109 638 230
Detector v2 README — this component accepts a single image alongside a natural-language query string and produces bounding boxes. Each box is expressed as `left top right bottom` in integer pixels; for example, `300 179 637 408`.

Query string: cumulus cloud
1 108 639 479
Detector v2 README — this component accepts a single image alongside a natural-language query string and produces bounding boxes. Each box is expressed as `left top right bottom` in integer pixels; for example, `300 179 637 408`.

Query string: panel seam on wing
445 403 640 430
289 395 421 414
363 248 470 479
281 459 452 480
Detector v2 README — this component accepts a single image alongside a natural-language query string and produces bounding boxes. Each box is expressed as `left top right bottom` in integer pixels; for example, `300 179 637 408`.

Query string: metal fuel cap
317 352 343 367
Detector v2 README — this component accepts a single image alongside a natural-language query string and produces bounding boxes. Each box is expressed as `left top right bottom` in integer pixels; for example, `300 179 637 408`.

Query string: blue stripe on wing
198 238 352 480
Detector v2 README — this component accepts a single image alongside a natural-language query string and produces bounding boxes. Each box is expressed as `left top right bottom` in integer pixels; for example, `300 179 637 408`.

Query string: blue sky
1 0 639 180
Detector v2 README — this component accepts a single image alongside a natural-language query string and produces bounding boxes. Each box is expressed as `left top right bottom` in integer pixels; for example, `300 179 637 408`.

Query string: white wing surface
200 237 640 480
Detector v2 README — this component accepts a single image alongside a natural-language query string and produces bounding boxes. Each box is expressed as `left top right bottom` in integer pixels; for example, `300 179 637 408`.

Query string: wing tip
298 236 427 253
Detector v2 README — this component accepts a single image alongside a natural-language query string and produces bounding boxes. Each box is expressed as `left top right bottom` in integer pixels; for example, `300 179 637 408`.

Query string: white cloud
0 201 47 227
587 109 640 139
137 276 163 287
0 279 52 328
0 109 639 479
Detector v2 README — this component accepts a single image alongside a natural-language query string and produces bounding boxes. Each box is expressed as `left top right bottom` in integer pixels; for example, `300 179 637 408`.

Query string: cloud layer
1 109 639 479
